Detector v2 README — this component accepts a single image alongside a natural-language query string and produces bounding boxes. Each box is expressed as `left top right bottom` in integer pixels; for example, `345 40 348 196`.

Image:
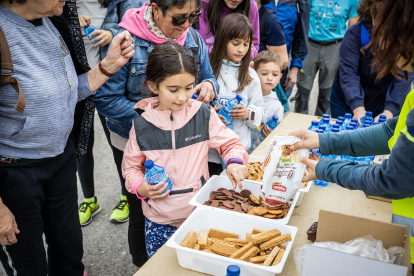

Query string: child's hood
133 97 203 130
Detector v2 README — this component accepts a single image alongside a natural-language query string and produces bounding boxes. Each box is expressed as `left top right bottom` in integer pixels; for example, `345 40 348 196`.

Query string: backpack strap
260 9 274 46
0 27 26 113
189 27 200 66
360 23 371 50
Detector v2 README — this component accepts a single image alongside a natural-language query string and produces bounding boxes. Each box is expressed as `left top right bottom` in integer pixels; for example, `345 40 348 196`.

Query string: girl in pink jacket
122 42 248 258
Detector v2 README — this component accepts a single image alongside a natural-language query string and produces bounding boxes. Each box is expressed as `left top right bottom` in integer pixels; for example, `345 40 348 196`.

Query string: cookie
263 214 277 219
222 190 232 196
249 194 261 205
267 209 283 215
240 189 252 198
223 201 234 209
253 207 268 216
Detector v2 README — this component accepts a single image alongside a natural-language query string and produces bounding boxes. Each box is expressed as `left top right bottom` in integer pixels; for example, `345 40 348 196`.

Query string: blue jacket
264 0 309 69
95 29 219 139
332 20 414 115
316 114 414 200
100 0 133 60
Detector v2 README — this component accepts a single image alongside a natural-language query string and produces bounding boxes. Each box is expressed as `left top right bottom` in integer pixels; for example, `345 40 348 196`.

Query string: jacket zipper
43 24 73 117
170 112 178 183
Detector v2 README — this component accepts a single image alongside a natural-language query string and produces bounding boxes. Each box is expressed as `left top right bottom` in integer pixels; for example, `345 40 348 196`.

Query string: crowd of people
0 0 414 275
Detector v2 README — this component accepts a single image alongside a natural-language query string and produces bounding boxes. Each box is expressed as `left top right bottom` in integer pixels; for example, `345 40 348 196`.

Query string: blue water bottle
260 116 278 140
310 129 324 156
84 24 99 45
144 160 173 194
320 118 332 132
377 115 387 124
332 123 341 130
365 117 373 126
218 95 243 125
308 120 319 131
343 113 352 128
350 122 358 130
319 114 330 126
337 116 345 122
361 111 373 125
226 265 240 276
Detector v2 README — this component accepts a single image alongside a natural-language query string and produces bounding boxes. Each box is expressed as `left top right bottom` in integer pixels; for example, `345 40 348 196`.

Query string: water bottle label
148 171 173 193
219 98 229 107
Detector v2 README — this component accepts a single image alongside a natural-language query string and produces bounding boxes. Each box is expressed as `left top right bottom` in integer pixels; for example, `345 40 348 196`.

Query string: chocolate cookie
223 201 234 209
222 190 232 196
240 190 252 198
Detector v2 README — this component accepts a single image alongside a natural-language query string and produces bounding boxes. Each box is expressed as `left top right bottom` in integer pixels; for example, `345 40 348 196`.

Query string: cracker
181 231 198 248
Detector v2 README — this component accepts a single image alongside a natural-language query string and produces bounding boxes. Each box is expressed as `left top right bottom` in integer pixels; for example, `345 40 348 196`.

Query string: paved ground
0 80 320 276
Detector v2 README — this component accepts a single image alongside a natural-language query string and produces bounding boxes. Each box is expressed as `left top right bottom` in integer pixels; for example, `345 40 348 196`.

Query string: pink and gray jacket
122 98 248 226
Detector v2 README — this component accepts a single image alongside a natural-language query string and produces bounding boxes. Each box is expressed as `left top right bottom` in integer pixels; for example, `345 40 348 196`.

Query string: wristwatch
131 179 147 200
226 158 244 168
248 109 256 122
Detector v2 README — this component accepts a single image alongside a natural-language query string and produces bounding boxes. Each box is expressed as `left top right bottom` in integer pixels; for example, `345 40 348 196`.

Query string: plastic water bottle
218 95 243 125
260 116 278 140
344 113 352 128
310 129 324 156
144 160 173 194
192 94 199 100
365 117 373 126
350 118 359 129
361 111 373 125
84 24 98 45
319 125 327 133
308 120 319 131
320 118 332 132
337 116 345 122
318 114 330 126
226 265 240 276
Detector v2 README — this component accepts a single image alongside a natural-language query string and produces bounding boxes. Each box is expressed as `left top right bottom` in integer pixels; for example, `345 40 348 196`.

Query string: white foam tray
221 155 312 193
166 207 298 276
189 176 299 225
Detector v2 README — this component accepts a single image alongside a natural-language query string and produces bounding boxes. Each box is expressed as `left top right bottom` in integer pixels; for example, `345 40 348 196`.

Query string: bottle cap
338 116 345 121
336 120 343 125
226 265 240 276
323 118 329 123
333 124 340 129
350 122 357 128
366 111 372 117
379 115 387 120
346 126 354 131
144 160 154 169
363 123 371 128
345 113 352 119
365 117 372 121
322 114 330 119
311 120 319 126
317 129 324 134
236 95 243 101
192 94 198 100
273 115 279 121
332 128 340 132
319 125 326 131
351 118 358 124
378 118 386 122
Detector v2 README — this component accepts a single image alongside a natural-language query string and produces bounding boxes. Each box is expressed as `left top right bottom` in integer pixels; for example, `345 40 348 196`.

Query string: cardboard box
302 210 411 276
373 155 389 165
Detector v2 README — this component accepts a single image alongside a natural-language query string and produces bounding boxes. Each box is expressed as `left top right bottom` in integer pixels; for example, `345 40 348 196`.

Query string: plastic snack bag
261 136 309 206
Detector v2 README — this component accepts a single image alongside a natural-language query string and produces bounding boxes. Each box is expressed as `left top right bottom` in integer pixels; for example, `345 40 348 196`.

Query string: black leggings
77 112 127 198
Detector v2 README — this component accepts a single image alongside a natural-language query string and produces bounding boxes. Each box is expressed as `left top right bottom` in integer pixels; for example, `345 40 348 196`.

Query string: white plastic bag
261 136 309 206
294 235 404 276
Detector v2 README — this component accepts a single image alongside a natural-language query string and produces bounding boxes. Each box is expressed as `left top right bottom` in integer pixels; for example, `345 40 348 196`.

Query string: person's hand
0 203 20 246
137 179 170 201
100 30 135 74
284 67 298 90
230 105 249 120
90 30 113 47
261 124 272 139
226 163 248 189
374 110 393 123
78 14 91 28
214 106 226 124
353 106 366 126
300 153 321 182
193 82 215 103
288 129 319 150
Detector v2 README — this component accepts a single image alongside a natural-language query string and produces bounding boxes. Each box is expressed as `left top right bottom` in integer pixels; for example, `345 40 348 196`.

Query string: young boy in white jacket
251 51 285 151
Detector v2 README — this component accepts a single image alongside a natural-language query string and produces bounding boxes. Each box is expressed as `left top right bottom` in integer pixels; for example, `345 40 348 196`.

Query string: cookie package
262 136 309 207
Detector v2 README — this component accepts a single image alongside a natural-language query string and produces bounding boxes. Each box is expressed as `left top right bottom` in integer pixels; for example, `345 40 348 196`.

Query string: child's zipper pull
170 112 173 121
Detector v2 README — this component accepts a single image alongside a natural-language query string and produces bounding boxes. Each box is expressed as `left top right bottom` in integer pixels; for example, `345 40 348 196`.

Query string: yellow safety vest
388 89 414 264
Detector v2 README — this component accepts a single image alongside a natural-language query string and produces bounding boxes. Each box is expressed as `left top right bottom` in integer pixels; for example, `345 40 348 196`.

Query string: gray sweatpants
295 40 341 116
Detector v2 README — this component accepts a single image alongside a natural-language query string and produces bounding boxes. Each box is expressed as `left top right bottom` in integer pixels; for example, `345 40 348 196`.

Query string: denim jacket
100 0 133 60
95 28 219 139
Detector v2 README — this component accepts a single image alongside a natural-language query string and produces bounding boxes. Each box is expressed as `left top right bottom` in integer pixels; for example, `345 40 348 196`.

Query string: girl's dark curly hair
369 0 414 80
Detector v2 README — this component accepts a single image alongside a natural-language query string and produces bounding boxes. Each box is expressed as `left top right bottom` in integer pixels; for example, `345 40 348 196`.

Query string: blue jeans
330 87 353 119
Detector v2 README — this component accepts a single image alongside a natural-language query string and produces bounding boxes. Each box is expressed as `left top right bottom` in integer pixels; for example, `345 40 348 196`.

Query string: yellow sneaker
110 195 129 224
78 196 101 226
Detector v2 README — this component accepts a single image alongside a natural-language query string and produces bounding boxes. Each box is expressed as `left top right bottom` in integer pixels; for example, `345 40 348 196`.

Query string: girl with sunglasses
199 0 260 60
95 0 218 270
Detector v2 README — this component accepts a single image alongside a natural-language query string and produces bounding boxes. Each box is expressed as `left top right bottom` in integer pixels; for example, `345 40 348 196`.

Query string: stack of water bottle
308 112 387 187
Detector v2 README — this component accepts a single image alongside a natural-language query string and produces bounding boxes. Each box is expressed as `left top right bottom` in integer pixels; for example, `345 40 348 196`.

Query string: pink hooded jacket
122 98 248 226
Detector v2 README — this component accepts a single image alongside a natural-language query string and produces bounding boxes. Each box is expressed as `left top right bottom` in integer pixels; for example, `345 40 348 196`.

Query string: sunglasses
165 10 202 26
